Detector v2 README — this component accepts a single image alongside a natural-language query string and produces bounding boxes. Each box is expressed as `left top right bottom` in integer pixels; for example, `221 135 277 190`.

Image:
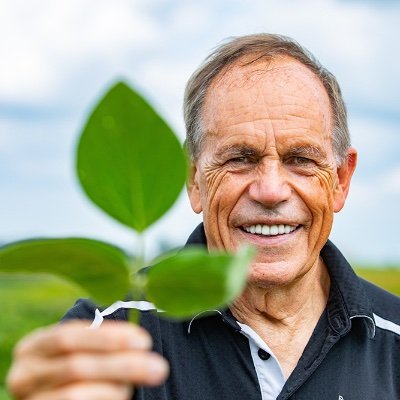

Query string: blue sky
1 0 399 264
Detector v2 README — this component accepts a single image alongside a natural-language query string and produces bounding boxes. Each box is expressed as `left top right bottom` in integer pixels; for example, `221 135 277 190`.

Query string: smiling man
186 52 354 380
7 34 400 400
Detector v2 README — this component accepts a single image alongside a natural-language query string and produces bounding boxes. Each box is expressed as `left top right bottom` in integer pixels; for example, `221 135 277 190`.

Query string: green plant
0 82 253 321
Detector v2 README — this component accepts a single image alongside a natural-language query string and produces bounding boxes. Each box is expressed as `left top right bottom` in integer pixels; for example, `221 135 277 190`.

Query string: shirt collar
321 240 376 338
185 223 376 338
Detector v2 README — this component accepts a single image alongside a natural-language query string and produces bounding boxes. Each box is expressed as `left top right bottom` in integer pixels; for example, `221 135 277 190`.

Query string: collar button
257 348 271 360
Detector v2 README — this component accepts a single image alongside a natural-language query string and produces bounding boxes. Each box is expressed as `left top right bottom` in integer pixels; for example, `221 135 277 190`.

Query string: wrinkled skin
188 56 357 289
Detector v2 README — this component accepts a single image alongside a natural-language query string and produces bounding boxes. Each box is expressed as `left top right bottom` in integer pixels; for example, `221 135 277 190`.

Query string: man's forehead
203 54 331 120
208 54 320 91
198 54 334 158
204 59 330 122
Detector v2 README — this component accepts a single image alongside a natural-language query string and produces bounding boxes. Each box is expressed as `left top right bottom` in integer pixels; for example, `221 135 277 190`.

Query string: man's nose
248 161 291 207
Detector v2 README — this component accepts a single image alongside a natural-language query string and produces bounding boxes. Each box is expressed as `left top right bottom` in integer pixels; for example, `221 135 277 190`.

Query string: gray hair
183 33 350 165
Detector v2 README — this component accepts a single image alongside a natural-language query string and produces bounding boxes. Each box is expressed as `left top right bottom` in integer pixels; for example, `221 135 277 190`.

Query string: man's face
188 56 356 288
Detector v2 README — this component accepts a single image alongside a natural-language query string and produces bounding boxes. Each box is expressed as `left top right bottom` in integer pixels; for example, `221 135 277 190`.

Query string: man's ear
187 162 203 214
333 147 357 213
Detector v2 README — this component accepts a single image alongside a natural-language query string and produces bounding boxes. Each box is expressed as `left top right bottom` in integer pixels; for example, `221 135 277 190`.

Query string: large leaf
76 81 187 232
145 246 254 318
0 238 131 305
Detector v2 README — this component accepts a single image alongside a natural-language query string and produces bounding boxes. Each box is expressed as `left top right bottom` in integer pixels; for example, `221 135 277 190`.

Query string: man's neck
230 257 331 379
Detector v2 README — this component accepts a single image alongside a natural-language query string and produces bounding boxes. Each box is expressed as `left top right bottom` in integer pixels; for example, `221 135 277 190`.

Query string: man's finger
8 351 169 398
24 382 133 400
14 321 152 357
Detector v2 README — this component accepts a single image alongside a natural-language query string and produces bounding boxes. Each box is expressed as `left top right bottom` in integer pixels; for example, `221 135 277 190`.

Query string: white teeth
270 225 278 235
243 224 297 236
261 225 270 235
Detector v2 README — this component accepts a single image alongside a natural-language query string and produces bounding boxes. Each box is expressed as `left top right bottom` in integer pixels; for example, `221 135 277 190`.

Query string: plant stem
128 233 146 324
137 233 146 272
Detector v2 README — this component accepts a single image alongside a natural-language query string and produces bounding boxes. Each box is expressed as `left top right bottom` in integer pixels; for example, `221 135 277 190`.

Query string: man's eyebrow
285 145 326 159
215 144 259 158
213 143 327 160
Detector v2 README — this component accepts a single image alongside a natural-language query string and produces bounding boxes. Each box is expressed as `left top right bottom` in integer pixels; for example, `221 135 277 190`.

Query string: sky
1 0 399 265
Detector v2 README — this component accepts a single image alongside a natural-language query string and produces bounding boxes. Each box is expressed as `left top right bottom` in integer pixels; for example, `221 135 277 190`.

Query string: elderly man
7 34 400 400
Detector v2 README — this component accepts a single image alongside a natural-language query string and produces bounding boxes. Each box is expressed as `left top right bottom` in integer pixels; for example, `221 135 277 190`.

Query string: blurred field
355 267 400 296
0 268 399 400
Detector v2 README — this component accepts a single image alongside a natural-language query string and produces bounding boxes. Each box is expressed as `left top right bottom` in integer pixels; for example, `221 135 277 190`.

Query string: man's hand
6 321 169 400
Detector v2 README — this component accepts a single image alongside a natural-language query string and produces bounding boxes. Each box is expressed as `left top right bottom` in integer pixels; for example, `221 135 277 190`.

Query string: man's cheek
308 172 336 211
205 173 237 209
306 192 335 249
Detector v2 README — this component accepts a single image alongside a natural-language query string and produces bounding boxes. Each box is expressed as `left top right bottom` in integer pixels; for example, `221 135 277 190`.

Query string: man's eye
230 156 249 163
287 156 315 166
226 156 257 166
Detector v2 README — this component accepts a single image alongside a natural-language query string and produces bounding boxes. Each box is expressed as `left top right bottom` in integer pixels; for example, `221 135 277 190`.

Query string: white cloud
381 166 400 195
345 163 400 214
2 0 399 111
332 170 400 263
0 0 160 103
348 114 400 173
0 119 21 153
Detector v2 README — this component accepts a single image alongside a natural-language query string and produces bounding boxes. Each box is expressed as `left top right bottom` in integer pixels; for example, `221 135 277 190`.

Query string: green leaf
76 81 187 232
0 239 131 306
145 246 254 319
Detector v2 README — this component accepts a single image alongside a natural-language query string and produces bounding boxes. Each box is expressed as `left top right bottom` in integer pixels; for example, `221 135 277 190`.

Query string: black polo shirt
63 224 400 399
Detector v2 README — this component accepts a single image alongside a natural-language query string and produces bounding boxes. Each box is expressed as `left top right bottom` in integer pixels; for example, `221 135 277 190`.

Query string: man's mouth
241 224 298 236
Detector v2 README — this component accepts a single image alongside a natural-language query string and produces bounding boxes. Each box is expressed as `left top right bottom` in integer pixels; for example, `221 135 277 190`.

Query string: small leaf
0 239 131 305
76 81 187 232
145 246 254 318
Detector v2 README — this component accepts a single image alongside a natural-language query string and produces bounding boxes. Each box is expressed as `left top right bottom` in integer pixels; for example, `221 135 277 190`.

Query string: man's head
185 34 357 288
184 34 349 166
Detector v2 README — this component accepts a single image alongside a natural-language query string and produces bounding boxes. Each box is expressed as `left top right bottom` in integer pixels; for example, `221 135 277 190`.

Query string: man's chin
246 260 303 289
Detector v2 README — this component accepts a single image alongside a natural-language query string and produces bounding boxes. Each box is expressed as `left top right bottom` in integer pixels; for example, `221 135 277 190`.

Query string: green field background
0 268 399 399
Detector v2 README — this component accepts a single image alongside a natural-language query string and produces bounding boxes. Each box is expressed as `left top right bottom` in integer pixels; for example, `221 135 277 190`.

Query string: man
7 34 400 400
